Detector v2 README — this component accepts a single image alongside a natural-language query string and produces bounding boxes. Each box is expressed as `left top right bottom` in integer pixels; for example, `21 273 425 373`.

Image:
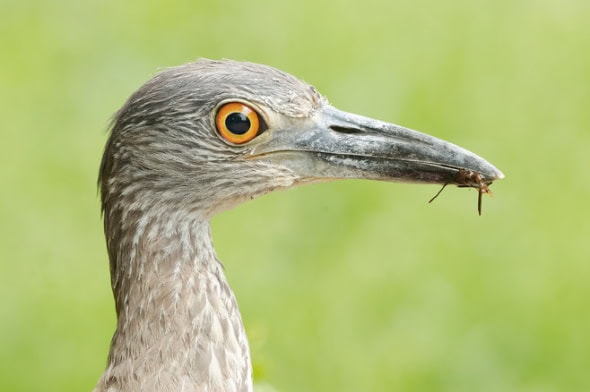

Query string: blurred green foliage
1 0 589 390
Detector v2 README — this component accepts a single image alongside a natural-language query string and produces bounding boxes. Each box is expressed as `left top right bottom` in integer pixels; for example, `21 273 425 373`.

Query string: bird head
99 59 503 218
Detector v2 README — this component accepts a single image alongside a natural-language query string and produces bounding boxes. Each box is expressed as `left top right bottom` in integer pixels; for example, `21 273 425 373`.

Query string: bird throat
96 213 253 391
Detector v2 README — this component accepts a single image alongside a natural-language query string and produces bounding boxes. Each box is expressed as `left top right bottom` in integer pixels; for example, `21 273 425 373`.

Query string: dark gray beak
250 105 504 190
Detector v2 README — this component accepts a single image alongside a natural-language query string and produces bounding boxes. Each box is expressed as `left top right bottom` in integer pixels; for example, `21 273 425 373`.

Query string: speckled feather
97 59 323 391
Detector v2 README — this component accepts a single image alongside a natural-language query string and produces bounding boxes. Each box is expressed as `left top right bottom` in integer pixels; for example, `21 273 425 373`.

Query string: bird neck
97 212 252 391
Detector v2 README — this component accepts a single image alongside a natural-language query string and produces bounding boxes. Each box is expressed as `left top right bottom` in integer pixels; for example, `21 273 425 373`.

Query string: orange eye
215 102 262 144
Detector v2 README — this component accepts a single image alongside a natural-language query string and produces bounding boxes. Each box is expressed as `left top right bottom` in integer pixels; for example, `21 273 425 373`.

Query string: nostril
329 125 364 135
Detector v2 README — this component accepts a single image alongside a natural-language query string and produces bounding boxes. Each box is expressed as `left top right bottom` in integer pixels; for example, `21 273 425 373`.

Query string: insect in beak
429 169 494 216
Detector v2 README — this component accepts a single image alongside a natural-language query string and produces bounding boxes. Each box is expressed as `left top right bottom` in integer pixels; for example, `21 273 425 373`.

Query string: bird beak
249 105 504 187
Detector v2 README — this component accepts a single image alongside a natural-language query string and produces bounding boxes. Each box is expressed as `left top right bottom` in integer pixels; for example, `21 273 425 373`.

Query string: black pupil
225 112 251 135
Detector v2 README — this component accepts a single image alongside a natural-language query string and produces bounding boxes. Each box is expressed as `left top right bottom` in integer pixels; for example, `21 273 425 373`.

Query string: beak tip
491 167 505 181
472 154 504 182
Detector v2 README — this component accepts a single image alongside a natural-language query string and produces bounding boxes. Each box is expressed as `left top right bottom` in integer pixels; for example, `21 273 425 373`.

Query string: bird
96 59 503 391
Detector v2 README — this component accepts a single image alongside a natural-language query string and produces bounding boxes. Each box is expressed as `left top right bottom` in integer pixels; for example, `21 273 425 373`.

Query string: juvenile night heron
96 59 503 391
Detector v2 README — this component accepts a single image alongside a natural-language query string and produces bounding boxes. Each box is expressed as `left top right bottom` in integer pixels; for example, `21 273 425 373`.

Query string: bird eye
215 102 263 144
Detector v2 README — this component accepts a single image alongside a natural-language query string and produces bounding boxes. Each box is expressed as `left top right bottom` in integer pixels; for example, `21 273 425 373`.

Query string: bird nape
96 59 503 392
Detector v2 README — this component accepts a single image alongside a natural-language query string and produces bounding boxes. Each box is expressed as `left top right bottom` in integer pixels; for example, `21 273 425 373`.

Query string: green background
2 0 589 390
